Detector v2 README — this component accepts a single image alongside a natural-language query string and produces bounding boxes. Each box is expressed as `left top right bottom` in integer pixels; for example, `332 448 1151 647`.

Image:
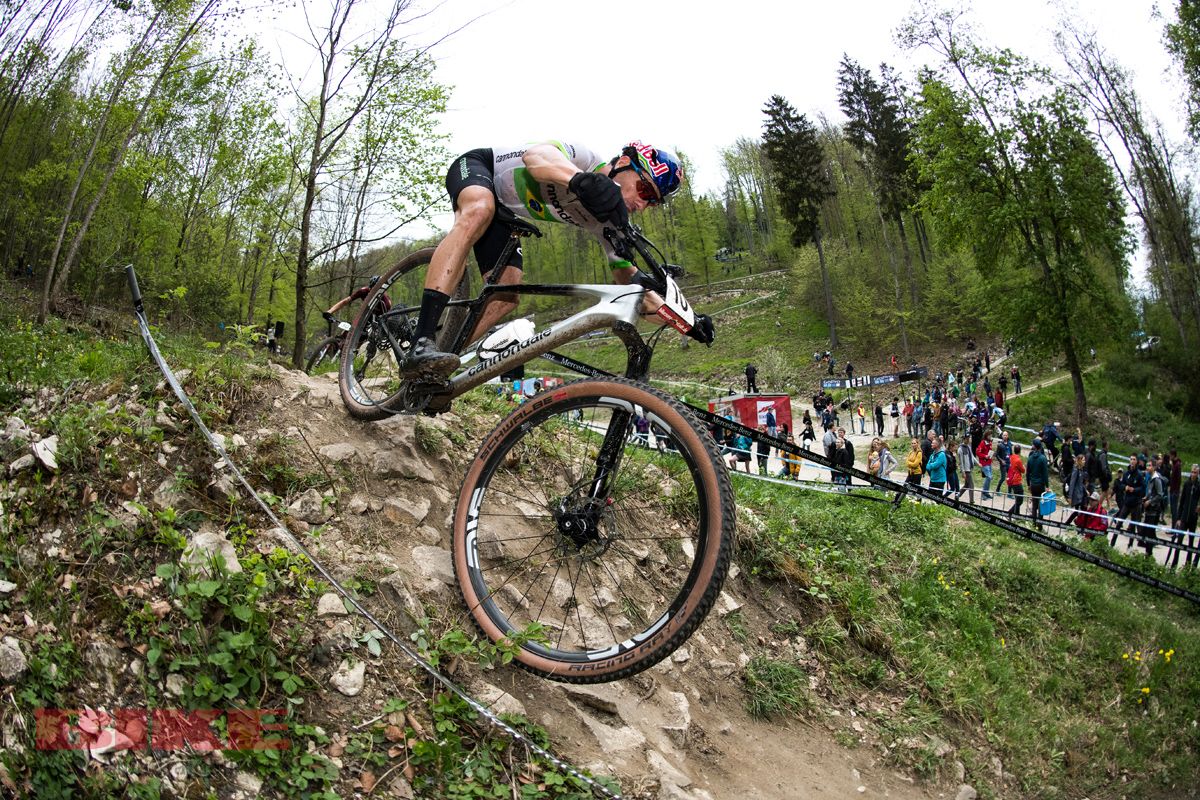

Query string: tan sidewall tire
452 378 733 683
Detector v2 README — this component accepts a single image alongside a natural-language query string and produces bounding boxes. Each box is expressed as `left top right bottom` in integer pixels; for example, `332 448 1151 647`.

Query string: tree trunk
875 203 910 360
815 227 837 349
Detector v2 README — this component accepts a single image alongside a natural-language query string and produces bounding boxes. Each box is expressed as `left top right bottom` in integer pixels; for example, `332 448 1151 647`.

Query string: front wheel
304 336 342 374
452 378 735 683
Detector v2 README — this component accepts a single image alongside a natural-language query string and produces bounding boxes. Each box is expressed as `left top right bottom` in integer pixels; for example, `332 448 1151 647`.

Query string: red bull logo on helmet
629 141 670 178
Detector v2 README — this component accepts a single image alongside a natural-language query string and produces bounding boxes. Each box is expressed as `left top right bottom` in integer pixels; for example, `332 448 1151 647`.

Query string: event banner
821 367 927 391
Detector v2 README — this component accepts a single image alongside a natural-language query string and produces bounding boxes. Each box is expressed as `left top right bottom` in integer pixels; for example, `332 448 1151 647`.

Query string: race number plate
655 276 695 334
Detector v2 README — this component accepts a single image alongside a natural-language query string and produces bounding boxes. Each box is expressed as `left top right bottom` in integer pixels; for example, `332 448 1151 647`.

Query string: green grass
1005 363 1200 466
734 478 1200 796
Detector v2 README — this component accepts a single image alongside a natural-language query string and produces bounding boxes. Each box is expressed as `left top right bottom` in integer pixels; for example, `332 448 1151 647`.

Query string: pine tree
762 94 838 347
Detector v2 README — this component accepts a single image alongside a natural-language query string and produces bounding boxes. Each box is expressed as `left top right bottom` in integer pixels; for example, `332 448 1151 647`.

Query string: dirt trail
268 366 952 800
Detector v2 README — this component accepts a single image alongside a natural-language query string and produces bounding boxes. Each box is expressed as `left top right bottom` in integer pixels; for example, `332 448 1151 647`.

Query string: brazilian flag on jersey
511 167 553 221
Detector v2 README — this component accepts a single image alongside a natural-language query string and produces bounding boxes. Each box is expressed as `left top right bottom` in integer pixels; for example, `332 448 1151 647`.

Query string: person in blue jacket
927 436 949 495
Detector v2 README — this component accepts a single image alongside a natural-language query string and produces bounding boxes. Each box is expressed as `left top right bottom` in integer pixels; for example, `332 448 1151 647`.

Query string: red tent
707 393 792 434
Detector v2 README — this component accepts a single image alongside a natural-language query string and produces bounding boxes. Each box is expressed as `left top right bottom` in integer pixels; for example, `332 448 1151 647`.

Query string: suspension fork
584 321 653 504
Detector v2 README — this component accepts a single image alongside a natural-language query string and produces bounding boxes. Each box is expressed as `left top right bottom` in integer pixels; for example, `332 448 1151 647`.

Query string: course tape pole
124 267 621 800
692 404 1200 607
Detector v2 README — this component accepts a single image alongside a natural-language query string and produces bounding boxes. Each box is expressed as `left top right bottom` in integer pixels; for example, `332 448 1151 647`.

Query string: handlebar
604 224 684 293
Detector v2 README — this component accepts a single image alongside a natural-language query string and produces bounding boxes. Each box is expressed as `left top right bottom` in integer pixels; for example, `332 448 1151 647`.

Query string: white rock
955 785 978 800
716 591 742 617
416 526 442 546
288 488 332 524
169 762 187 782
474 682 526 717
0 637 27 681
2 417 30 442
235 771 263 794
646 749 691 789
662 691 690 746
0 580 16 594
346 494 369 515
317 593 349 617
258 527 301 554
708 659 737 679
382 496 431 526
166 674 186 697
672 647 691 664
318 443 358 463
31 436 58 470
182 530 242 575
8 454 34 475
330 659 366 697
410 546 455 585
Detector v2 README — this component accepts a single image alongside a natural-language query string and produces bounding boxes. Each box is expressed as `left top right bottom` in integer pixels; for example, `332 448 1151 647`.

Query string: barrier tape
694 408 1200 607
125 267 621 800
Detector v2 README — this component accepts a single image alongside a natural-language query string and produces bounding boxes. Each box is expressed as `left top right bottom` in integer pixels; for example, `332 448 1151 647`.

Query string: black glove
568 172 628 225
687 314 715 346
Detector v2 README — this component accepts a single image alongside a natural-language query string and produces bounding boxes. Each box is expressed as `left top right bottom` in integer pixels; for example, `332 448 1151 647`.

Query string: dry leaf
148 600 171 619
383 725 404 742
358 771 376 792
387 745 405 759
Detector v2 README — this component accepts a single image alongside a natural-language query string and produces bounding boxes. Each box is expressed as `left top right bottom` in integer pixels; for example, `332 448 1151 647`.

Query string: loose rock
409 546 454 586
955 785 978 800
0 638 27 682
182 530 242 575
317 593 349 618
288 488 332 524
330 659 366 697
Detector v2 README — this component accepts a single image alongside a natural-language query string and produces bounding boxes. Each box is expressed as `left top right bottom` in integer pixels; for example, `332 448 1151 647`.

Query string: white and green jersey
491 141 628 265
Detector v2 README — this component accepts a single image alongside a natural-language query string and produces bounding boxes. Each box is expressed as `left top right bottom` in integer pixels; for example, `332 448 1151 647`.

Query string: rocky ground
0 360 981 799
254 366 967 800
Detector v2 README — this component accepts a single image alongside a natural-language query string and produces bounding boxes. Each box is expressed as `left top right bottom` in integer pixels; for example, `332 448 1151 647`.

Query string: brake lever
662 263 685 279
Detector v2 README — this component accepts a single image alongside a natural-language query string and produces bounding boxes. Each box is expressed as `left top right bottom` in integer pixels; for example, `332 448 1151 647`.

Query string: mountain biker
401 140 716 381
323 276 389 331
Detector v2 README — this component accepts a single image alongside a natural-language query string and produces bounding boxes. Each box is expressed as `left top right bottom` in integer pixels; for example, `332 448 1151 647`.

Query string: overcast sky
267 0 1185 259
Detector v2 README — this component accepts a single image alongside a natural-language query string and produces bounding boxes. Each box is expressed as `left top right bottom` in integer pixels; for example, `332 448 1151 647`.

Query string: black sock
415 289 450 342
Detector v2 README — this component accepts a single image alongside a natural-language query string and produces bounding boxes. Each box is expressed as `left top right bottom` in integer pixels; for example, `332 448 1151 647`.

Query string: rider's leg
405 186 494 377
420 187 495 320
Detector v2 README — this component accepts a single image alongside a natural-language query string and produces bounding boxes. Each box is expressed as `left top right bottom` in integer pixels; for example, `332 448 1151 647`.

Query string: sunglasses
612 162 663 206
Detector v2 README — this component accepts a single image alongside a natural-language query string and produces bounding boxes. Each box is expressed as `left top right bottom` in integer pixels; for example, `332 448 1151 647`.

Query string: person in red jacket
976 434 995 502
1006 444 1026 516
1066 491 1109 541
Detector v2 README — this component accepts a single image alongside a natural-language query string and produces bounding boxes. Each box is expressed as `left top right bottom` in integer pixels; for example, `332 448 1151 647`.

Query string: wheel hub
553 494 609 551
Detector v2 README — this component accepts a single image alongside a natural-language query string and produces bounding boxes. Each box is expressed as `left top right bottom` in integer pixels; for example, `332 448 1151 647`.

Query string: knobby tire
452 378 735 683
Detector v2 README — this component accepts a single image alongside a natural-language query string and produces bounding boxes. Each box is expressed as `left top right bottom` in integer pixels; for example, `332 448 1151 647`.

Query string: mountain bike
336 217 734 682
304 313 352 374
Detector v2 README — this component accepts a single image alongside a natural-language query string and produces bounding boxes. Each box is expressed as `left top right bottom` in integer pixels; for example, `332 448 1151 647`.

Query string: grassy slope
1004 364 1200 467
734 477 1200 799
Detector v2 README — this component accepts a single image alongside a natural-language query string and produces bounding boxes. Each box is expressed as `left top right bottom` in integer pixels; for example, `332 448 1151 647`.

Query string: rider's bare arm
522 144 583 185
327 296 352 315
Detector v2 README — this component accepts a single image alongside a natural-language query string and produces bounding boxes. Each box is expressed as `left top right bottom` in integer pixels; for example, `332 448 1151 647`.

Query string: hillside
2 284 1199 799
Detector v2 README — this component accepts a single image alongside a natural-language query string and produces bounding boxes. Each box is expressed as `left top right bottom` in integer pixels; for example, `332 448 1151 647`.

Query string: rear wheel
452 378 735 682
304 336 342 374
337 248 471 420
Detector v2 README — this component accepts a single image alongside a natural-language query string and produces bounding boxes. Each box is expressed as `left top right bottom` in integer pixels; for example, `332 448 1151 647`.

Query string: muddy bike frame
352 222 681 412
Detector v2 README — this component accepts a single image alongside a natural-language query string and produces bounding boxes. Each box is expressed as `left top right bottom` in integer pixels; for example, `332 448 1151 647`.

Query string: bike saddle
495 206 543 238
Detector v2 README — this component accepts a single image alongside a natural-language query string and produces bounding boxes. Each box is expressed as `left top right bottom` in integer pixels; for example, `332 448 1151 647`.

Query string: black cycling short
445 148 524 273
